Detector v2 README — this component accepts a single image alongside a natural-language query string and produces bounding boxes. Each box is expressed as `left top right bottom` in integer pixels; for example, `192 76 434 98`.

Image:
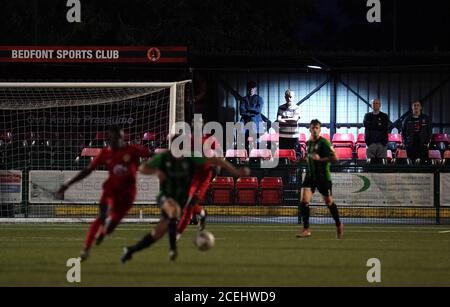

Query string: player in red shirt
176 117 222 238
56 126 150 261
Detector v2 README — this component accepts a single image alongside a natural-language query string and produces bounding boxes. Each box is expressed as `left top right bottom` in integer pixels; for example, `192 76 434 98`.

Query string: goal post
0 81 191 221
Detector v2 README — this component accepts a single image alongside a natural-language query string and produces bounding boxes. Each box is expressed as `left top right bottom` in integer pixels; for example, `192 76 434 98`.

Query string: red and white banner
0 46 187 63
0 170 22 203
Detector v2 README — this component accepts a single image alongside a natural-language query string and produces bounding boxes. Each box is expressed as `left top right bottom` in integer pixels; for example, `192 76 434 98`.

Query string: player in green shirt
121 149 250 263
297 119 344 239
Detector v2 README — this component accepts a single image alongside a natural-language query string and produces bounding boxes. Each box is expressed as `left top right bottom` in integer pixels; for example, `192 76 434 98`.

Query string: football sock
176 206 195 234
129 233 155 253
328 203 341 227
84 217 103 250
300 202 310 229
168 218 178 251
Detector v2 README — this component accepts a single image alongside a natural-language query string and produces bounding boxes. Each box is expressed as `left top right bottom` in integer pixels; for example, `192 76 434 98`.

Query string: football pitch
0 223 449 287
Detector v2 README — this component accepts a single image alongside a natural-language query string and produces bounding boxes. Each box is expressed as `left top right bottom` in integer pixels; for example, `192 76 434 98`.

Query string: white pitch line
438 230 450 233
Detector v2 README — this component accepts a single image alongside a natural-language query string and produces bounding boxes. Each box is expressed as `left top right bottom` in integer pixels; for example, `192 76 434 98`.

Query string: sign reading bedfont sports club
0 46 187 63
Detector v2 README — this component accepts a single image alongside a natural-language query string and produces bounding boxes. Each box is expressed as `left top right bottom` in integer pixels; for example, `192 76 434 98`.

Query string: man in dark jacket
363 99 390 160
401 101 432 164
239 81 264 150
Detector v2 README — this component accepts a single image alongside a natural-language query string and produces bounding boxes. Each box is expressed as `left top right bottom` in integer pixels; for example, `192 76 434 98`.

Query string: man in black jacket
363 99 390 161
401 101 432 164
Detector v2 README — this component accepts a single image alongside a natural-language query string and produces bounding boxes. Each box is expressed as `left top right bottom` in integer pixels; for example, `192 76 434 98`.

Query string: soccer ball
194 231 215 251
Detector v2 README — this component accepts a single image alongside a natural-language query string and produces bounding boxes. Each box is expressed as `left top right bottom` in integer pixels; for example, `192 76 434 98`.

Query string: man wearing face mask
401 101 432 164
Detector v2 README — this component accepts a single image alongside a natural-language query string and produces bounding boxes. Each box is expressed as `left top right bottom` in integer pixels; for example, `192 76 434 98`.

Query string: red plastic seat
430 134 450 152
431 134 450 143
298 133 307 152
0 132 12 142
249 149 272 165
260 133 279 142
334 147 353 160
275 149 297 162
95 132 107 140
396 149 408 159
428 150 442 160
388 134 403 143
332 133 355 148
81 147 102 157
260 177 283 205
356 134 366 150
357 147 367 160
320 133 330 141
236 177 258 205
225 149 248 158
210 176 234 205
298 133 307 143
387 150 393 162
225 149 248 164
249 149 272 159
443 150 450 165
154 148 168 154
143 132 156 141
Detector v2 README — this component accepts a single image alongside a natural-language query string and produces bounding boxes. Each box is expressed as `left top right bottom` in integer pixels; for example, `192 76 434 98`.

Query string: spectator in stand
239 81 264 150
277 89 300 150
402 101 432 164
363 98 390 162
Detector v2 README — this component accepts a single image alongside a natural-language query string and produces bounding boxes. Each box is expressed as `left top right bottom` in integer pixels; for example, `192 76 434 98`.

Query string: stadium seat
428 150 442 165
260 133 279 142
334 147 353 161
259 133 278 150
275 149 297 165
236 177 258 205
320 133 330 141
30 138 53 168
249 149 272 165
356 133 365 149
387 134 403 152
154 148 168 154
443 150 450 165
89 131 109 148
0 131 12 143
74 147 102 168
430 134 450 153
225 149 248 164
210 176 234 205
357 147 367 161
260 177 283 205
387 150 393 163
393 149 412 165
332 133 355 148
249 149 272 159
298 133 307 148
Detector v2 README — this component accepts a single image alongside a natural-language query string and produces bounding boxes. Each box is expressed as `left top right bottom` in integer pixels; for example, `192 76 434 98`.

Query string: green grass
0 224 449 286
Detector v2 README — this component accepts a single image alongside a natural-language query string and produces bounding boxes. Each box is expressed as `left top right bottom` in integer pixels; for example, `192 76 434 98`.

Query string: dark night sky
0 0 449 53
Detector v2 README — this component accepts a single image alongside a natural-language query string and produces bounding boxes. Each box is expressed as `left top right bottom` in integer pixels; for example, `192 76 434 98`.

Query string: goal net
0 81 190 222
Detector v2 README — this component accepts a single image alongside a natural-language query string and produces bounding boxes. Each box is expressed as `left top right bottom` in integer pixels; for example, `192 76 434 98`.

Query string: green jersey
145 152 207 207
305 137 333 181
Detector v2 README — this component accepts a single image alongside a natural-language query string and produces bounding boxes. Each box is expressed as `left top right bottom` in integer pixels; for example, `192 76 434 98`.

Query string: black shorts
302 176 333 197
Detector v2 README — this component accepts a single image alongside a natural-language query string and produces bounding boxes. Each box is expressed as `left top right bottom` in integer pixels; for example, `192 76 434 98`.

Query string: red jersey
89 144 150 194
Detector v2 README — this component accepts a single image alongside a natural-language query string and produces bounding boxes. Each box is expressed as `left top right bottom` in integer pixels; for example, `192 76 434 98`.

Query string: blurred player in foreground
56 126 150 261
297 119 344 239
176 116 223 237
121 143 250 263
